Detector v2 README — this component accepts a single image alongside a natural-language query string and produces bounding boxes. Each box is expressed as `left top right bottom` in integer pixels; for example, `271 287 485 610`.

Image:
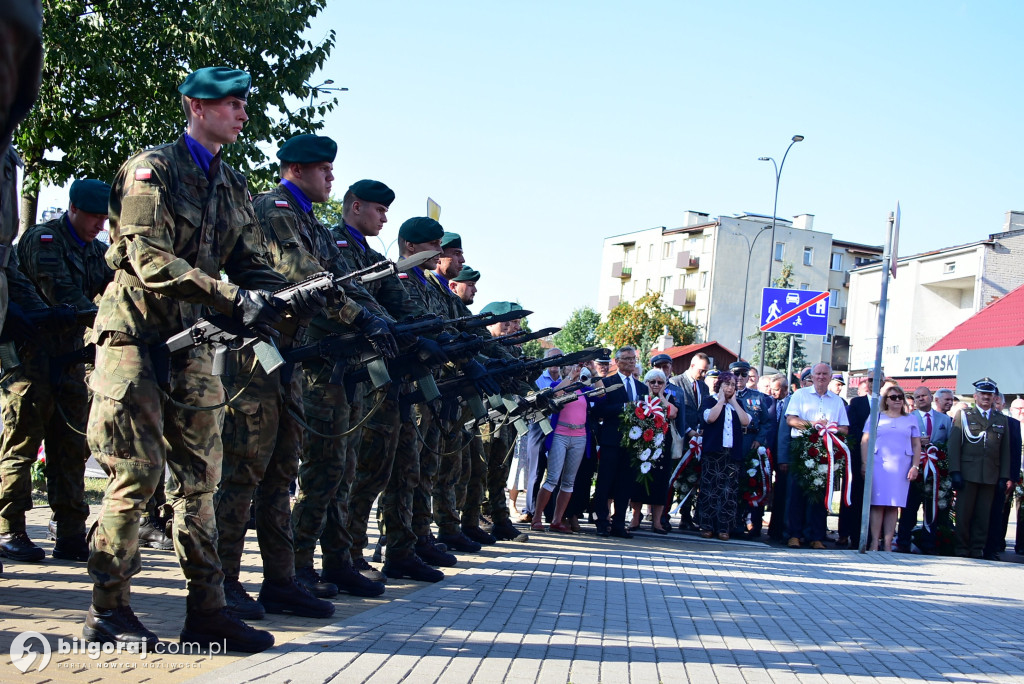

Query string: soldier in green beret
81 66 311 652
448 265 479 305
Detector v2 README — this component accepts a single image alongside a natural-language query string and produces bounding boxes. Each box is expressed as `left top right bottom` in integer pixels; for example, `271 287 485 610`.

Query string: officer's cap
348 179 395 207
441 232 462 250
973 377 998 394
596 357 611 365
831 374 846 385
800 368 812 381
68 179 111 215
651 353 672 367
277 134 337 164
399 217 444 244
480 301 521 316
451 265 480 283
178 67 251 100
729 360 751 374
706 368 721 378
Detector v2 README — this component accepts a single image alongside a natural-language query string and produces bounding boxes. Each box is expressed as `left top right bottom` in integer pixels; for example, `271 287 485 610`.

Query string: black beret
348 179 395 207
178 67 251 99
651 354 672 366
277 134 337 163
973 377 998 393
399 217 444 243
68 179 111 215
451 266 480 283
729 361 751 373
441 232 462 250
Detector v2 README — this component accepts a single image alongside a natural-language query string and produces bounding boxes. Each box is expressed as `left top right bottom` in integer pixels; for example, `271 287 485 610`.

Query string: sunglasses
887 394 904 400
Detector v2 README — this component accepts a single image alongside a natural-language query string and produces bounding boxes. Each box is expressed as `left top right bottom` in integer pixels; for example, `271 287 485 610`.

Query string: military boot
321 565 386 597
436 531 482 553
371 539 383 563
83 605 160 646
383 553 444 583
180 607 274 653
224 577 265 620
352 555 386 583
53 533 90 562
294 566 339 598
462 525 497 545
415 535 457 567
0 531 45 562
138 518 173 550
489 519 522 541
258 577 335 618
428 532 448 553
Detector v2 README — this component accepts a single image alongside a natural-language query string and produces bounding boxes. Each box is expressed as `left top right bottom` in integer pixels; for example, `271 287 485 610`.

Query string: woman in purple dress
861 386 921 551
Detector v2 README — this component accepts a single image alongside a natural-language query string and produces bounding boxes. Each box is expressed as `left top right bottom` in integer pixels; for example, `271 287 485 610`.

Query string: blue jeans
542 434 586 493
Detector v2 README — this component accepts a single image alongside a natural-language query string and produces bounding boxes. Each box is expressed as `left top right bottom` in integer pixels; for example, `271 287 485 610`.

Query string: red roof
885 377 956 394
660 341 738 359
928 282 1024 350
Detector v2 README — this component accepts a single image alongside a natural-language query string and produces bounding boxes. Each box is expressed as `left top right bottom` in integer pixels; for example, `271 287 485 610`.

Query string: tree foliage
749 262 807 371
313 196 344 229
552 305 600 354
597 291 697 364
18 0 338 229
517 317 543 359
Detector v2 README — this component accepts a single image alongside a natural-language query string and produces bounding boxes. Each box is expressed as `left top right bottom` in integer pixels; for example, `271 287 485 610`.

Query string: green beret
480 301 522 316
348 179 395 207
178 67 251 100
399 216 444 244
277 134 337 164
68 179 111 215
440 232 462 250
451 266 480 283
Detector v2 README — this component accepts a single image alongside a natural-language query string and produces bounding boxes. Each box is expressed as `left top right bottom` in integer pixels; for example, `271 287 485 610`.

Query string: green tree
597 291 697 364
313 196 345 229
18 0 338 231
749 262 807 372
518 317 543 359
552 305 600 353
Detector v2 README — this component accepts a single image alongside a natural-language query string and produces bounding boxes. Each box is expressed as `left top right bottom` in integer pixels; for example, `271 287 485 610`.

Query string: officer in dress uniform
948 378 1012 558
729 360 773 538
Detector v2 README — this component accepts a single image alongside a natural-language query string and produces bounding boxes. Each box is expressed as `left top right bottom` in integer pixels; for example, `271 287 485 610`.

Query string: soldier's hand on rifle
355 309 398 359
290 288 326 320
415 337 449 365
463 358 500 396
234 289 283 341
0 301 38 343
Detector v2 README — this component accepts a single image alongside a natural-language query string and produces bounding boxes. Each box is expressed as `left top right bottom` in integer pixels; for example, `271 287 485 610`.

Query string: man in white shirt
785 363 849 549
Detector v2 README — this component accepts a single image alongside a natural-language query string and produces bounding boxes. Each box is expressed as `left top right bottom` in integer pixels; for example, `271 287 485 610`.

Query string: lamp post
305 79 349 107
756 134 804 375
736 225 771 359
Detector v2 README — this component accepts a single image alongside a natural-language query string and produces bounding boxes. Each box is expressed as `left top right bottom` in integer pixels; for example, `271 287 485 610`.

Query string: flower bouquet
919 441 953 532
31 448 46 494
620 395 669 495
790 421 850 511
739 445 773 507
670 435 702 513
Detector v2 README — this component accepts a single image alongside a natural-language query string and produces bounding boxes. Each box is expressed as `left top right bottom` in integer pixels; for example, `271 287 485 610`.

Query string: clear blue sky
40 2 1024 329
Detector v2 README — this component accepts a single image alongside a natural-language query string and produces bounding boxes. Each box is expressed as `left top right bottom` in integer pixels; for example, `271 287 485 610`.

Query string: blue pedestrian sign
759 288 830 336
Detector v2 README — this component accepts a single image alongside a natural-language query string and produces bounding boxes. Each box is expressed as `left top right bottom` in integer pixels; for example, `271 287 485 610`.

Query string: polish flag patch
134 168 152 181
336 240 348 247
397 272 409 279
40 234 54 242
275 200 289 208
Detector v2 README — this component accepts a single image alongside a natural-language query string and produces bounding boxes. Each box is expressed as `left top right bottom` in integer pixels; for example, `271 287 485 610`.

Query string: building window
645 279 651 292
663 241 674 258
803 246 813 266
830 253 843 271
829 289 840 307
944 261 956 274
800 283 810 290
632 281 639 297
824 326 835 344
648 244 654 261
774 242 785 261
660 276 671 293
699 272 708 289
678 274 685 289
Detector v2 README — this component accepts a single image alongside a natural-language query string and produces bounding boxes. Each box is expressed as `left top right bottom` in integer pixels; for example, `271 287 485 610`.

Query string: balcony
676 250 699 270
843 271 851 288
673 288 697 307
611 261 632 279
608 295 620 310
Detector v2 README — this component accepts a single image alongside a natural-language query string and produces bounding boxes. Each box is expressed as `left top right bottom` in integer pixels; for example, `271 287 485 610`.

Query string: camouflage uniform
216 184 363 582
0 215 111 539
86 136 291 612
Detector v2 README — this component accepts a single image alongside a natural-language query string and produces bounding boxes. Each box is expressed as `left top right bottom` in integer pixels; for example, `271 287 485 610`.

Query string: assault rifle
465 381 623 437
163 251 438 375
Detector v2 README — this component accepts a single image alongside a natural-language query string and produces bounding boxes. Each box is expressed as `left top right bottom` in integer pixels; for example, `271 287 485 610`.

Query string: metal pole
858 211 895 553
738 227 769 360
786 334 795 386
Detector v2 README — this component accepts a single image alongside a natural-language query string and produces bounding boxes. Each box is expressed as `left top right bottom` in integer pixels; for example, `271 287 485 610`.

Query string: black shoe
415 536 457 567
352 556 387 583
437 532 482 553
462 525 497 545
47 520 58 541
983 552 1002 561
181 607 274 653
651 526 669 535
84 605 160 646
894 545 912 554
610 528 634 539
224 578 265 620
259 577 335 618
597 529 611 537
138 520 174 551
0 531 45 562
53 534 89 562
490 519 520 541
371 540 383 564
322 565 386 597
428 532 448 553
383 554 444 583
294 566 339 598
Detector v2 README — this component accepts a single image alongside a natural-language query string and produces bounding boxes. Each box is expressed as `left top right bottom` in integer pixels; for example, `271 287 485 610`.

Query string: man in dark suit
652 354 686 529
984 394 1022 560
896 386 953 553
765 374 790 541
669 352 710 530
591 345 647 538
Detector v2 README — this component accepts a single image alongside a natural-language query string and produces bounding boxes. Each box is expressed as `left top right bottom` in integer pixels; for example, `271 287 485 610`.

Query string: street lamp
756 134 804 375
305 79 349 106
736 225 771 359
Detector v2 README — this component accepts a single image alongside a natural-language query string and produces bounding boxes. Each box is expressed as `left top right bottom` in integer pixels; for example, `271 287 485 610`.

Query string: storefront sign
884 349 962 377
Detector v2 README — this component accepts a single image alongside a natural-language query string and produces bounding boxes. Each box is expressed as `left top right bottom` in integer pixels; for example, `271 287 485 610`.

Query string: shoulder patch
275 200 290 208
397 272 409 279
336 240 348 247
40 234 53 242
134 168 152 181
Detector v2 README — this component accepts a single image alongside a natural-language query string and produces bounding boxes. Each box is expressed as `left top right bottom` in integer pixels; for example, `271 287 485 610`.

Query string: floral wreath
670 435 702 512
789 421 850 511
620 396 670 495
916 441 953 531
739 444 773 507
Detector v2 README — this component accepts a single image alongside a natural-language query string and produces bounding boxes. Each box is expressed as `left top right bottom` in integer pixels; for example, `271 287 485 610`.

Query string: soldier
83 67 317 652
728 360 773 538
0 180 113 564
447 264 479 305
216 134 394 621
948 378 1012 559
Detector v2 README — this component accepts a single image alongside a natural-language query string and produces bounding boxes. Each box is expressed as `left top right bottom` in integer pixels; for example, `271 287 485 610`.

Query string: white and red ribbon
749 446 773 506
669 436 702 514
919 445 941 530
815 421 852 510
637 395 665 420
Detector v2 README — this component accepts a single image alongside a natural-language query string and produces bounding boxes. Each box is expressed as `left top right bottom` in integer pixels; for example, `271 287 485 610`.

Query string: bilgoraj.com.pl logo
8 631 226 673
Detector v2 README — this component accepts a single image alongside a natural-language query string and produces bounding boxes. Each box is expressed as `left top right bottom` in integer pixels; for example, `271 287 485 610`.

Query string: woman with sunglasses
862 385 922 551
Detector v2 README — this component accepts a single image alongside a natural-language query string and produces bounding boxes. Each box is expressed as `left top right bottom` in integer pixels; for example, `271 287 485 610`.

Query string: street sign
759 287 830 335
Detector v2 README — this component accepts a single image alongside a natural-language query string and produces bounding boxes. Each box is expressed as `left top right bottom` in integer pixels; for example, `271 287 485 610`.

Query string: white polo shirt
785 386 849 437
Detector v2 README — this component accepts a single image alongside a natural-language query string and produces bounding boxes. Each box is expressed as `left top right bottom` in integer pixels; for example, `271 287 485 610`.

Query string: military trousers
379 400 426 561
0 349 89 536
215 358 303 581
434 416 471 536
480 422 516 525
291 361 358 571
347 393 401 561
411 401 442 538
954 480 995 558
86 333 226 612
459 434 487 528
